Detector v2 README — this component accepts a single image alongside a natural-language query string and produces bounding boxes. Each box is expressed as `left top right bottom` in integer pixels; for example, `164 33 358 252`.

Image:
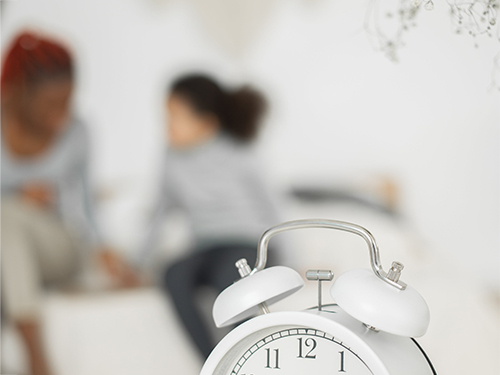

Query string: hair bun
223 86 267 141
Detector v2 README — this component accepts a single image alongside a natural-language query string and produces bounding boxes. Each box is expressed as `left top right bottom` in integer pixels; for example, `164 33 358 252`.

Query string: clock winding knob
235 258 252 278
386 261 404 283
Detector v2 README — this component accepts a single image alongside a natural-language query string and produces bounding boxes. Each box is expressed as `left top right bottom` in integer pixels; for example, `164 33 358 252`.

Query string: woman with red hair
1 31 138 375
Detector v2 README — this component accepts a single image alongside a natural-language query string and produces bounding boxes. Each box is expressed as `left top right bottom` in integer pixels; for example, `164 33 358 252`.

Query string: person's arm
16 320 52 375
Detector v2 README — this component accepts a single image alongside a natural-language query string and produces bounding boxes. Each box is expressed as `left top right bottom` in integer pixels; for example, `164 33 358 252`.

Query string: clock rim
200 310 391 375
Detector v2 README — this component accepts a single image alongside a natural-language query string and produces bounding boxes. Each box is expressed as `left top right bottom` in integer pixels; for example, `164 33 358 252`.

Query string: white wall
2 0 499 290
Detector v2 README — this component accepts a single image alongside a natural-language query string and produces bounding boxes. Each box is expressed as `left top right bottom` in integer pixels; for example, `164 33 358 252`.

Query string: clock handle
253 219 407 290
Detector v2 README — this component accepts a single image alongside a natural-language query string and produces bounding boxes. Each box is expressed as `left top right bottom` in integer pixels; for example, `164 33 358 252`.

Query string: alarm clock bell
212 219 430 337
331 267 430 337
213 262 304 327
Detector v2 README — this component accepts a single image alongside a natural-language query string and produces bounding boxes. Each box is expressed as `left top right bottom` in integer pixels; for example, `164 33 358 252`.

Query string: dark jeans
163 244 261 359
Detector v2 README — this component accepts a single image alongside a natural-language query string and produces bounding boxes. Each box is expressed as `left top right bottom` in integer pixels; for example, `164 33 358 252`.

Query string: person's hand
20 183 55 209
97 248 142 288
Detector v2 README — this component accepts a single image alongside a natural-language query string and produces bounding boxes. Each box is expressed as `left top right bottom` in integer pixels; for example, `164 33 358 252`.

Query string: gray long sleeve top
140 134 281 260
1 119 101 246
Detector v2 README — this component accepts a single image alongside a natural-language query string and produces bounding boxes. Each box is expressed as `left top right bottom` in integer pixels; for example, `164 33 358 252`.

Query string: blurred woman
142 74 281 358
1 31 138 375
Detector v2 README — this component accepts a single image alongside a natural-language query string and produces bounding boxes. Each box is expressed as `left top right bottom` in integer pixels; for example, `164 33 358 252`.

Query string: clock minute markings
235 328 366 375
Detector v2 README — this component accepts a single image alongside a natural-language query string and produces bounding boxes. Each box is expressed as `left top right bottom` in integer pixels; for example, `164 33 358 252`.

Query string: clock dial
229 327 373 375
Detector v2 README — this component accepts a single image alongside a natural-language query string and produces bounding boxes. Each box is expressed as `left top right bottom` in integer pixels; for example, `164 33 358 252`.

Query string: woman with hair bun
142 73 281 359
1 31 138 375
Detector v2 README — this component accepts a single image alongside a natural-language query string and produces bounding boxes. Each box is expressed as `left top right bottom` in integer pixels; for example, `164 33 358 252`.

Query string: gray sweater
1 119 101 245
142 134 281 258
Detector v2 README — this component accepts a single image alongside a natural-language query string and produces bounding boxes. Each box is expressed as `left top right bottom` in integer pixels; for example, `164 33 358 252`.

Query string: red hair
1 31 73 95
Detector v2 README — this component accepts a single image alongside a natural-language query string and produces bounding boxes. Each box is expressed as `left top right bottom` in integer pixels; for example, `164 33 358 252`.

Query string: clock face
220 326 373 375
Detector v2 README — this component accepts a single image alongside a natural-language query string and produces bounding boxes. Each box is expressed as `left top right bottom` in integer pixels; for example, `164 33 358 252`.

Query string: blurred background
1 0 499 374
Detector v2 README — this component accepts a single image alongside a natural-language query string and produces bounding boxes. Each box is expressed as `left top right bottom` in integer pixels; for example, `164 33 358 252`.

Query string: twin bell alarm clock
200 219 435 375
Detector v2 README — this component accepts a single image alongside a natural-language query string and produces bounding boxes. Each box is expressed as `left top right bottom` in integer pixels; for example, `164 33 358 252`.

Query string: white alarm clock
200 219 436 375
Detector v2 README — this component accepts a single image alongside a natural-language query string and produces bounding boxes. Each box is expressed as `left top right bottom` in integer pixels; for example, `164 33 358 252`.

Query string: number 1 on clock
339 350 346 372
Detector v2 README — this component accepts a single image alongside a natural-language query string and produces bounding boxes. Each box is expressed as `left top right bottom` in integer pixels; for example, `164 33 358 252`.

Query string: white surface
213 266 304 327
44 289 201 375
1 289 202 375
331 268 430 337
